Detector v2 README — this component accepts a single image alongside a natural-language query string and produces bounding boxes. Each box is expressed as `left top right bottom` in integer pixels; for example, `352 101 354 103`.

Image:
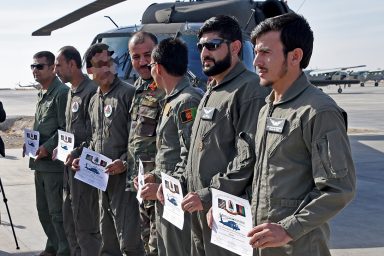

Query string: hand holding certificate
136 159 145 204
24 129 40 159
56 130 74 162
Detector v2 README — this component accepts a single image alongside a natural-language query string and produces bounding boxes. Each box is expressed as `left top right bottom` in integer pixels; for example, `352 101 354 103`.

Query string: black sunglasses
30 63 49 70
197 39 230 52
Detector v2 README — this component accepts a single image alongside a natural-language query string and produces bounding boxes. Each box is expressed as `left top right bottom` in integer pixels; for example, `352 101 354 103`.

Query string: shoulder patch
179 107 197 124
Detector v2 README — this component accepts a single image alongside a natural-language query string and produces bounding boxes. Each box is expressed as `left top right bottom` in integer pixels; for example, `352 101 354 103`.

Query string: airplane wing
32 0 126 36
310 79 360 86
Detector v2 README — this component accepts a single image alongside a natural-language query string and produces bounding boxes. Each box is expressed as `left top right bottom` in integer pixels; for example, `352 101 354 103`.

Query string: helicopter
32 0 292 89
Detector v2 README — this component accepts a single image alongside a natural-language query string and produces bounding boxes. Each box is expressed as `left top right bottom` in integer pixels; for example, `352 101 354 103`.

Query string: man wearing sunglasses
26 51 70 256
53 46 100 255
179 15 270 255
126 31 165 256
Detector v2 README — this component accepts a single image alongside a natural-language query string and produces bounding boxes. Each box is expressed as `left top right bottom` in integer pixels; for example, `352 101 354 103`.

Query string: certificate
161 172 184 230
210 188 253 256
136 159 144 204
24 129 39 159
57 130 74 162
74 147 111 191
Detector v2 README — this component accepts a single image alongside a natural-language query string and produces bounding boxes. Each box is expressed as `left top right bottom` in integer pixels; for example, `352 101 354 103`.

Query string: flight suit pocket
136 106 158 137
233 132 254 169
314 129 348 179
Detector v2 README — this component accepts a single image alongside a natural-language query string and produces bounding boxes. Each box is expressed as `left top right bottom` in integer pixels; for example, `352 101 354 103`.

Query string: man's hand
72 158 81 171
35 145 49 160
134 173 156 191
206 207 213 229
181 192 203 213
52 147 58 160
141 183 160 200
65 153 75 166
247 222 293 249
105 159 126 175
157 185 165 205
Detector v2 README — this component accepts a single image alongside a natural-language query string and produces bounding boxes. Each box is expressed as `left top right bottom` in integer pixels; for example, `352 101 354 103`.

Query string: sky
0 0 383 88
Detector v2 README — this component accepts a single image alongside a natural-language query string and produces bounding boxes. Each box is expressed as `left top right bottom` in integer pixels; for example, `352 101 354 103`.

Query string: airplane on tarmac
16 81 41 89
348 69 384 87
304 65 366 93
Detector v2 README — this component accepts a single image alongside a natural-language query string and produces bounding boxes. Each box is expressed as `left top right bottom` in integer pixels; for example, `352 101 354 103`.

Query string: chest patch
266 117 286 133
104 105 113 117
71 101 79 113
180 107 197 124
201 107 215 120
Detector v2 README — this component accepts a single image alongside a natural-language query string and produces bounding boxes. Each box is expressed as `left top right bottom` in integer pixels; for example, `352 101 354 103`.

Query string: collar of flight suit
162 76 190 103
96 75 119 96
38 76 62 99
135 77 153 92
266 72 310 106
70 74 91 94
209 61 247 90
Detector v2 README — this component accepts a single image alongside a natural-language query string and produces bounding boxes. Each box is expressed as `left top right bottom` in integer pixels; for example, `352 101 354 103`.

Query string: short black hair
151 38 188 77
129 31 158 47
251 13 314 69
84 43 114 68
33 51 55 66
198 15 242 46
59 46 82 69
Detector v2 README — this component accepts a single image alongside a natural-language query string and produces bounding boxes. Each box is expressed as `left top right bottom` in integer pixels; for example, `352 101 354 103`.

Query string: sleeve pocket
314 129 348 179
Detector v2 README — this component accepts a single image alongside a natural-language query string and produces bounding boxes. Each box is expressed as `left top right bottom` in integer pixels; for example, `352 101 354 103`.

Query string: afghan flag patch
180 107 197 124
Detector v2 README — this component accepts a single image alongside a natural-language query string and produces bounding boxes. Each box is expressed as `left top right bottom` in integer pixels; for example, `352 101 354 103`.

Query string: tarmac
1 83 384 255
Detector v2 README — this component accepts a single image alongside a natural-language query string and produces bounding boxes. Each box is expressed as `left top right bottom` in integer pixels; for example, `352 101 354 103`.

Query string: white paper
210 188 253 256
74 147 111 191
136 159 145 204
57 130 75 162
161 172 184 230
24 129 40 159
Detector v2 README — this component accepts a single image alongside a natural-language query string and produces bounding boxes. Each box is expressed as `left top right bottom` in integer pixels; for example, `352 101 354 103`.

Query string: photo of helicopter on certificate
211 188 253 256
75 147 111 191
23 128 39 159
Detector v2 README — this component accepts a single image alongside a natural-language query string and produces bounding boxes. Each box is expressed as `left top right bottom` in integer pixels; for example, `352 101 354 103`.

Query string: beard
258 58 288 87
202 51 231 76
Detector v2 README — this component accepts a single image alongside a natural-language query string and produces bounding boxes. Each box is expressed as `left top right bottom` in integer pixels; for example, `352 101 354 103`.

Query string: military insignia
71 101 79 113
162 103 172 118
104 105 113 117
201 107 215 120
266 117 286 133
180 107 197 123
148 81 157 91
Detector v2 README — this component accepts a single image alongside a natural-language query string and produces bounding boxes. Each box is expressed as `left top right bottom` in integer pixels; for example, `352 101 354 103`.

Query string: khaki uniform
185 62 269 256
154 77 202 256
251 74 356 256
88 77 144 256
126 77 165 256
62 75 100 256
29 77 70 255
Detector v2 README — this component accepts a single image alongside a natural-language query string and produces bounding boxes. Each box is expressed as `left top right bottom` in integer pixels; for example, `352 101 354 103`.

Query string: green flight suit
153 77 203 256
62 75 100 256
184 62 270 256
251 73 356 256
88 77 144 256
29 76 70 255
126 77 165 256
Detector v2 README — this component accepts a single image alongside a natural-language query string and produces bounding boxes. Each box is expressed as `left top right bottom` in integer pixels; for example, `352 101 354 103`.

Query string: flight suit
153 77 203 256
184 62 270 256
126 77 165 256
29 76 70 255
88 77 144 256
62 75 100 256
251 73 356 256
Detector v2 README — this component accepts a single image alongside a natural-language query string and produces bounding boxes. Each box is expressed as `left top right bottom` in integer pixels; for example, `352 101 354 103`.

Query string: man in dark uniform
180 16 269 256
72 43 144 256
54 46 100 255
25 51 70 256
126 31 165 256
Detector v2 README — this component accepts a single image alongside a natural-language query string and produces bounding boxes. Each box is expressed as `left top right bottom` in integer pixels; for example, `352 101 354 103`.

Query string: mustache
140 64 150 70
203 56 215 62
256 66 267 73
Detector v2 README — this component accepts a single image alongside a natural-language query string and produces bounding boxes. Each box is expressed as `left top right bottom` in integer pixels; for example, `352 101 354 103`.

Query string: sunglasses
30 63 49 70
197 39 230 52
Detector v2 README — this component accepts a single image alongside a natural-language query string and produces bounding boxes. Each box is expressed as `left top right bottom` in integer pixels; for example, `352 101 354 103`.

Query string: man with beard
26 51 69 256
72 43 144 255
126 31 165 256
54 46 100 255
246 13 355 256
178 15 270 255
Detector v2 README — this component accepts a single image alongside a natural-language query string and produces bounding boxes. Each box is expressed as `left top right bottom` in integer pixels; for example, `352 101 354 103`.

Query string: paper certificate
57 130 74 162
210 188 253 256
74 147 111 191
136 159 144 204
161 172 184 230
24 129 40 159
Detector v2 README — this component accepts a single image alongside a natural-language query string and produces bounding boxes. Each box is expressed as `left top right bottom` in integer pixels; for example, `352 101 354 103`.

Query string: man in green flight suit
247 13 356 256
53 45 100 255
126 31 165 256
25 51 70 256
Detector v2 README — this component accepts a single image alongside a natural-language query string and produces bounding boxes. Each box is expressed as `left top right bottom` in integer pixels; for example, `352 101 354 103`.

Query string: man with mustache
179 15 269 255
126 31 165 256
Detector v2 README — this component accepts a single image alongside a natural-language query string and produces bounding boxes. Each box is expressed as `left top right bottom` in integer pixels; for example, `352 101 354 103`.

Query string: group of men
25 13 355 256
